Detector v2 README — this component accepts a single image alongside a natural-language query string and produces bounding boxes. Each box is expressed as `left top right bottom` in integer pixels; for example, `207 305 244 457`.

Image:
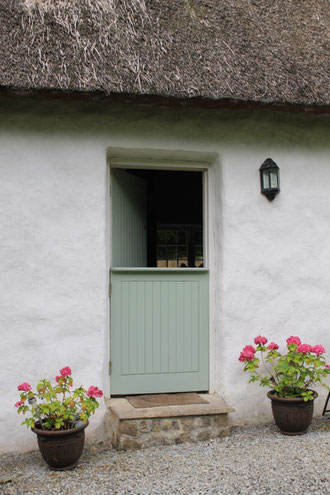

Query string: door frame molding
107 147 219 397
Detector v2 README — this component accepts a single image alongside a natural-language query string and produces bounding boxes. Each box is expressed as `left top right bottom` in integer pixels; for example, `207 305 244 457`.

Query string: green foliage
15 373 102 431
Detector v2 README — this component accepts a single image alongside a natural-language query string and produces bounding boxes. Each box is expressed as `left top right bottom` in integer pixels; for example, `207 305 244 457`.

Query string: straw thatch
0 0 329 106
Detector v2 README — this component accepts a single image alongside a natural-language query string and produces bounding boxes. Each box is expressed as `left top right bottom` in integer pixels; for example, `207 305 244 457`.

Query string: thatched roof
0 0 329 107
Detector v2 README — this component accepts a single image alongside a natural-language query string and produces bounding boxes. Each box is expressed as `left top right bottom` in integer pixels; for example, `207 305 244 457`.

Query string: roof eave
0 86 329 115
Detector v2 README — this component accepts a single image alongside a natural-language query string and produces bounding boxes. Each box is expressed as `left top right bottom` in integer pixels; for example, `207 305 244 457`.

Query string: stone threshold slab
106 393 235 420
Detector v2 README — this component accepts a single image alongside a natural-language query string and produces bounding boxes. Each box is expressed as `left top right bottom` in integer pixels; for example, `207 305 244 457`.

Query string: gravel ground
0 418 329 495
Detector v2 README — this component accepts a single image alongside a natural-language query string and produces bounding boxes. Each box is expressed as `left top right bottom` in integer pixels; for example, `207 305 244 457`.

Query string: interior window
156 225 203 268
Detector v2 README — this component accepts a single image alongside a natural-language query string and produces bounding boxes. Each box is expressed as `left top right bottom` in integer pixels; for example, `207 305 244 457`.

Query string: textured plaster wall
0 98 329 453
218 144 330 423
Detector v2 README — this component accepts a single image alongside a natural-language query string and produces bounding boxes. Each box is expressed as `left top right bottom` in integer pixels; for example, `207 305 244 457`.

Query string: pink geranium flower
17 382 31 392
286 336 301 346
296 344 313 354
312 345 325 356
243 345 256 354
239 350 255 362
60 367 72 377
326 365 330 369
14 400 24 408
267 342 279 350
87 386 103 398
254 335 268 345
55 375 62 383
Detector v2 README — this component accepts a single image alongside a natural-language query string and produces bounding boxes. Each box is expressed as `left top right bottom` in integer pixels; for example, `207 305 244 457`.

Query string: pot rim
32 419 89 436
267 390 318 402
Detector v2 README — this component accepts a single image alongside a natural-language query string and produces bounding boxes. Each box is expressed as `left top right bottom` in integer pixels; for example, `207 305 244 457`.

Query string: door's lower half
110 268 209 395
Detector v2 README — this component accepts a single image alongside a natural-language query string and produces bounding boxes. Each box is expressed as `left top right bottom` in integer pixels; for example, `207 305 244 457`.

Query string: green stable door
110 169 209 395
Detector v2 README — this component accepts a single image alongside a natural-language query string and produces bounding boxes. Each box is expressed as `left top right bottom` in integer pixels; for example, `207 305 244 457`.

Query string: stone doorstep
105 393 235 450
106 393 234 420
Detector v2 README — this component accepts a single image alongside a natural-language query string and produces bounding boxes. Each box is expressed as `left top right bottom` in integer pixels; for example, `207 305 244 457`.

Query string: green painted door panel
111 169 147 267
110 268 209 394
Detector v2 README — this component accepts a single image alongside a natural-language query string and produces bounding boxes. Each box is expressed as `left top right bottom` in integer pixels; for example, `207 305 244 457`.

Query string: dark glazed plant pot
32 420 88 470
267 391 318 435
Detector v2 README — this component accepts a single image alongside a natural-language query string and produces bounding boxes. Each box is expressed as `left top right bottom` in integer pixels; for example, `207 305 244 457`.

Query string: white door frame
109 157 210 270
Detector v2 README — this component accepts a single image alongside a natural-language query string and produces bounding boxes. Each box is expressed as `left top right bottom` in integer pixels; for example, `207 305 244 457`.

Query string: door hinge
109 361 112 375
109 283 112 297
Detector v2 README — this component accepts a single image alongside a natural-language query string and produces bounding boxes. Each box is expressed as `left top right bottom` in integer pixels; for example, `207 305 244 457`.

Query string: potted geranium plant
15 366 103 470
239 336 330 435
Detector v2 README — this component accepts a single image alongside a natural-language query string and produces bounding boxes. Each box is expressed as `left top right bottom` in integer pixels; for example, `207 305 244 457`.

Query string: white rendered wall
0 99 329 453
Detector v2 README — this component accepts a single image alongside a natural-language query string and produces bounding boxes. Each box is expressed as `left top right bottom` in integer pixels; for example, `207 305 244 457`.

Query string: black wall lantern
259 158 280 201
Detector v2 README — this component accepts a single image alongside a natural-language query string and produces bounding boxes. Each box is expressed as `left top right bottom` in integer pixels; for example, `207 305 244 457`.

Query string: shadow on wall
0 96 329 149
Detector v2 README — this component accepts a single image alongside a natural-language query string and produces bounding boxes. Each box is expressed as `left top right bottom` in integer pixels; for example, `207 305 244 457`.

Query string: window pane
178 230 187 244
157 230 166 243
157 246 166 260
167 246 177 260
178 245 188 258
195 245 203 257
157 260 167 267
193 230 203 243
166 230 177 244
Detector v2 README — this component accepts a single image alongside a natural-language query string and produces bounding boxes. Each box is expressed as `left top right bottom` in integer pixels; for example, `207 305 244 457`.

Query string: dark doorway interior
126 169 203 268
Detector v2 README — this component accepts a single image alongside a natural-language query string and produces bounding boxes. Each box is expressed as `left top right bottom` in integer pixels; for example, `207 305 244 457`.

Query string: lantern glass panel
270 171 278 188
262 171 270 189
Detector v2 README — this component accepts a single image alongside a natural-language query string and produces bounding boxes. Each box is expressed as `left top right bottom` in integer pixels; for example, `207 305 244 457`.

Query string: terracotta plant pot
267 390 318 435
32 420 89 470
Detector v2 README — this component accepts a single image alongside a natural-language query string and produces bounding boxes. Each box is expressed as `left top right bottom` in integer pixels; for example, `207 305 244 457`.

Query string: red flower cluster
296 344 313 354
17 382 31 392
239 345 256 362
239 335 327 363
239 336 271 362
294 343 325 355
286 336 301 346
87 386 103 398
312 345 325 356
60 366 72 377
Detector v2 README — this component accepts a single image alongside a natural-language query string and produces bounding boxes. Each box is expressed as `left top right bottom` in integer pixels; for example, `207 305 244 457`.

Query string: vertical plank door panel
110 269 209 394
